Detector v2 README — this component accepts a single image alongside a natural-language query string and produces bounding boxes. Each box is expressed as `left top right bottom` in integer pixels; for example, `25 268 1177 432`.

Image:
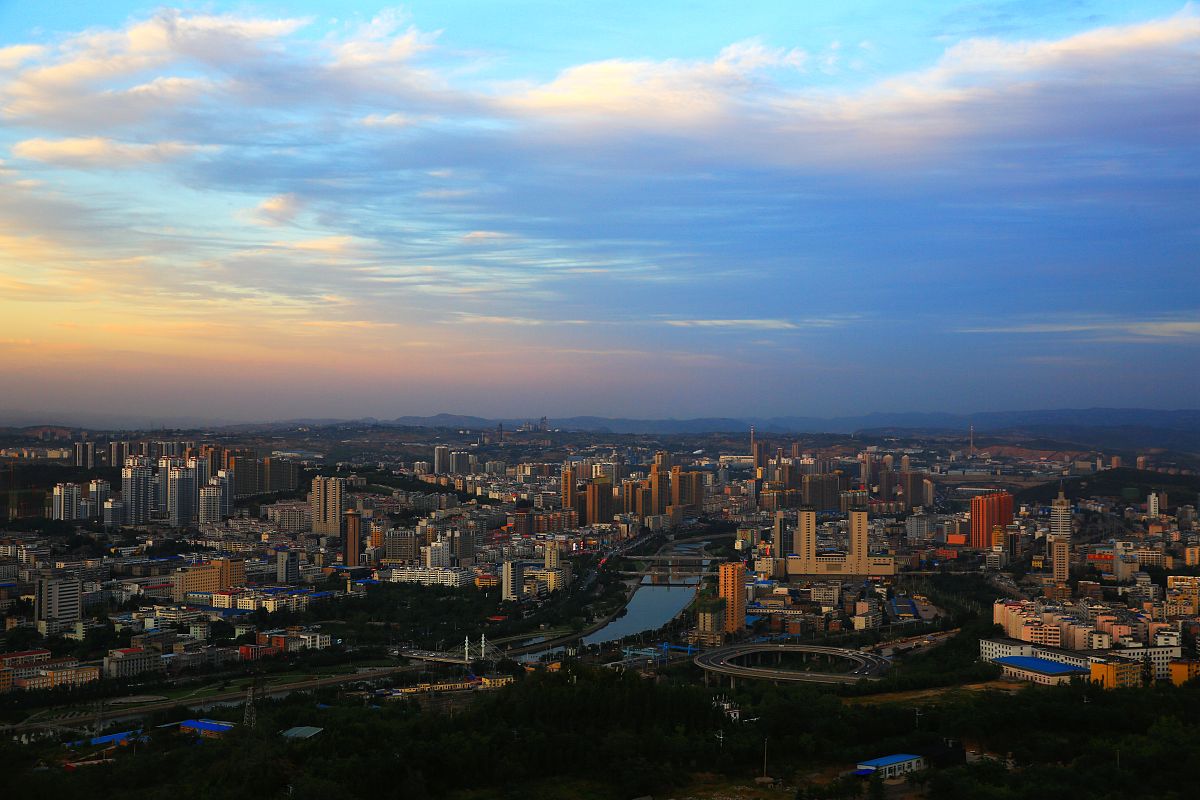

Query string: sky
0 1 1197 425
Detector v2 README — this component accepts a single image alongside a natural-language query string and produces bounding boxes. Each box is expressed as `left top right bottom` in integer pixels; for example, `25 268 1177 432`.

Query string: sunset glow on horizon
1 2 1197 425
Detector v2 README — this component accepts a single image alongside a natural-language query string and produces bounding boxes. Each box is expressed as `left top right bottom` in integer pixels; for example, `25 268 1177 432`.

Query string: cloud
253 193 303 226
11 136 207 167
275 235 367 254
461 230 513 243
0 7 1196 417
0 44 44 70
299 319 398 329
331 9 439 67
498 11 1200 169
662 317 853 330
959 316 1200 340
664 318 801 330
360 112 415 127
452 313 593 326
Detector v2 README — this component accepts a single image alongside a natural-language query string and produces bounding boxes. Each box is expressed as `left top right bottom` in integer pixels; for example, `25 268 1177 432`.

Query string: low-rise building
855 754 927 779
103 647 163 679
994 656 1088 685
1090 659 1142 689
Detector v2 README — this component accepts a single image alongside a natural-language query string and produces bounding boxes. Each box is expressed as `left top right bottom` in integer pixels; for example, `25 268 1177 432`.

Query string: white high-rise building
155 457 185 514
51 483 82 521
424 540 451 568
199 484 223 525
1148 493 1160 517
501 560 524 601
1050 489 1072 541
121 456 153 525
35 575 82 623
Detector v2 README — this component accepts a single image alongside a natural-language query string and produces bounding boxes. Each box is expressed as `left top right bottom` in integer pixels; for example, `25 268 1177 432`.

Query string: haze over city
1 2 1197 422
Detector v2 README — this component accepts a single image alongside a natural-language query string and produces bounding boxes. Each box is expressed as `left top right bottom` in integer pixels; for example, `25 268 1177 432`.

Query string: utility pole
762 736 769 778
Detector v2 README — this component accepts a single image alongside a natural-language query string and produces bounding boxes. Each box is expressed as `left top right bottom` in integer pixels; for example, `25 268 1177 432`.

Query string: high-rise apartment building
1148 493 1160 517
276 549 300 584
198 485 223 525
970 492 1014 550
108 441 129 468
433 445 451 475
73 441 94 469
311 476 345 537
802 474 841 511
501 560 524 601
771 511 792 556
343 510 362 567
103 499 125 529
51 483 81 521
35 575 82 623
121 456 153 525
167 465 198 527
385 530 420 563
86 479 111 516
213 470 234 517
1051 536 1070 584
450 451 472 475
719 562 747 634
560 466 576 511
585 478 614 526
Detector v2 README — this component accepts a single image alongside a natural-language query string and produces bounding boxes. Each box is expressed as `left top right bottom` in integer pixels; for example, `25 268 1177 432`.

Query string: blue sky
0 2 1196 423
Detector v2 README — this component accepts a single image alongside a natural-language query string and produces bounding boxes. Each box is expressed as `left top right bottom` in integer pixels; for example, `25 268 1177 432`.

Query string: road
694 643 890 685
1 663 421 736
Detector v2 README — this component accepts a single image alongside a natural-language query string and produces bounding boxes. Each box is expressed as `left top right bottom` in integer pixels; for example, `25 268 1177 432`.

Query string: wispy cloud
461 230 513 243
960 316 1200 340
252 193 303 226
0 6 1195 416
663 317 854 330
11 137 208 167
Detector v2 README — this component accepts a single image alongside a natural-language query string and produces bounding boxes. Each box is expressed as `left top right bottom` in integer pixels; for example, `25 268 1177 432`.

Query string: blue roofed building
855 753 927 778
994 655 1088 685
177 719 236 738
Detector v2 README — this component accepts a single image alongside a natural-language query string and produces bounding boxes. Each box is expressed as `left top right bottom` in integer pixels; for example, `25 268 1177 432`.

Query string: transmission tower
243 679 259 728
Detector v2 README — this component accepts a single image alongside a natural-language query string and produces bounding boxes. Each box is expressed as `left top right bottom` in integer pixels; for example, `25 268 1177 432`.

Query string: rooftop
995 656 1088 676
281 726 324 739
178 719 236 734
858 754 924 768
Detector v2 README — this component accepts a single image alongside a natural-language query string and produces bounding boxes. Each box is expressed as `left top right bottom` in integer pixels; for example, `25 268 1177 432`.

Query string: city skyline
1 2 1197 421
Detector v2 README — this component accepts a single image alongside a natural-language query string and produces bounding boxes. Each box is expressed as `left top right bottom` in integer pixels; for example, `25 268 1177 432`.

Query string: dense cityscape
0 415 1197 797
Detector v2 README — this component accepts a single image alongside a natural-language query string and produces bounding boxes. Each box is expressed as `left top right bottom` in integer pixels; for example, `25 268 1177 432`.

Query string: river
581 582 698 646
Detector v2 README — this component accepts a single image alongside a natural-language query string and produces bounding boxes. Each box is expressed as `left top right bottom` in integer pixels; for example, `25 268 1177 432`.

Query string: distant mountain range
375 408 1200 436
3 408 1197 440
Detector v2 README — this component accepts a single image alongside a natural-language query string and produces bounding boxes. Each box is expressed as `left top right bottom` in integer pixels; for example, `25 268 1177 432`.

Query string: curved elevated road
694 643 890 685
